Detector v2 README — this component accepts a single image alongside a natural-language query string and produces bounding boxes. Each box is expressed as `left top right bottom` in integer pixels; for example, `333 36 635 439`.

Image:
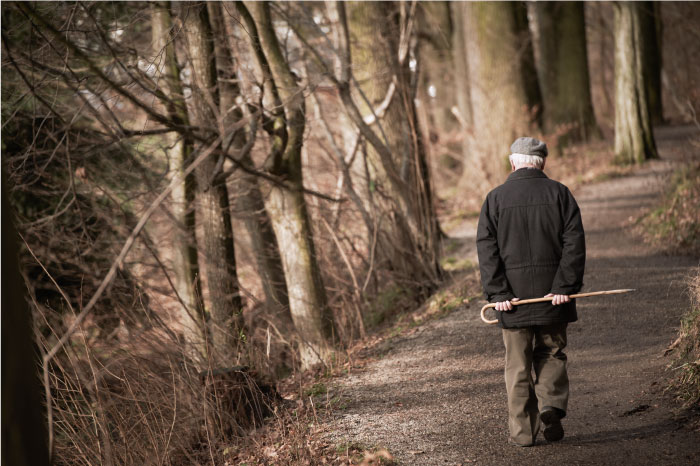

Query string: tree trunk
151 1 206 361
613 2 659 164
461 1 543 195
417 1 457 135
2 189 50 466
182 2 243 363
208 2 292 332
640 1 663 124
534 2 599 142
346 1 442 287
244 1 336 369
451 1 472 129
234 176 291 320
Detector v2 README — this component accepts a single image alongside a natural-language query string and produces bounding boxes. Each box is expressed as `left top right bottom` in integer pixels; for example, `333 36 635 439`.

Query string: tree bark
346 1 442 287
534 2 599 142
451 1 472 129
416 1 457 135
151 1 207 361
243 1 336 369
461 1 542 195
2 188 50 466
613 2 659 164
640 1 663 124
182 2 243 363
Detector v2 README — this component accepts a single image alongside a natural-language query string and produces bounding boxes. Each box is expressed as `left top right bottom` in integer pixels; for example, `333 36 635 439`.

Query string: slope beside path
323 126 700 465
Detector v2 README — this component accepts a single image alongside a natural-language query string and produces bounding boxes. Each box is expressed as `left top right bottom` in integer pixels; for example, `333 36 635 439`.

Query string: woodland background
2 1 699 464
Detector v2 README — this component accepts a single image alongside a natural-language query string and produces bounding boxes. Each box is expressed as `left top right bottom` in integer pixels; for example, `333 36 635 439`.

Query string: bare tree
182 1 244 363
613 1 659 164
210 2 293 340
416 1 457 137
451 1 473 129
460 1 542 194
151 1 207 360
533 2 599 142
240 1 336 369
640 1 663 125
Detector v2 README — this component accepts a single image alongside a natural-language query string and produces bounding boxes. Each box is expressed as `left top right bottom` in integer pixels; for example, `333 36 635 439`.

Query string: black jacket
476 168 586 328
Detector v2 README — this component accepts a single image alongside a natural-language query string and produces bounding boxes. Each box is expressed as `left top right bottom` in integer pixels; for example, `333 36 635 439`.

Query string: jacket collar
506 167 548 182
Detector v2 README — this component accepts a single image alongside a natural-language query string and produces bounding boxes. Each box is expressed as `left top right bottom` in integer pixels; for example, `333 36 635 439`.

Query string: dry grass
667 269 700 413
36 294 285 465
39 268 453 465
228 400 395 465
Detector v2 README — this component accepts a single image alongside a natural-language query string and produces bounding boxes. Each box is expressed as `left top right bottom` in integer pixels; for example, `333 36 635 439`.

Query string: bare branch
16 3 181 133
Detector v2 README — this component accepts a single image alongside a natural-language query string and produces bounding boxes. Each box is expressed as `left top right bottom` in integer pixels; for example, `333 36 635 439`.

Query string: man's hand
495 297 520 311
545 293 570 305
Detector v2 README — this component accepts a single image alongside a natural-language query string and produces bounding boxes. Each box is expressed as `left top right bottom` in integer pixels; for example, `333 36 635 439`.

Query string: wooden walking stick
477 289 636 325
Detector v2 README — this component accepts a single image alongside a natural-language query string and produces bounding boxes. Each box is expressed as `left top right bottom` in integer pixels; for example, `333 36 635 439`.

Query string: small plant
335 440 366 454
387 325 406 339
305 382 328 397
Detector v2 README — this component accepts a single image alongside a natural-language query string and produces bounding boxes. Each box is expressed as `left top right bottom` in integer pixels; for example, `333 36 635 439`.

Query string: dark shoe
508 438 534 447
540 407 564 442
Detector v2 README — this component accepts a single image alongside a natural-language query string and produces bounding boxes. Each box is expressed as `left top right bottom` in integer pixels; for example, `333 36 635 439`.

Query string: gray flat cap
510 137 548 157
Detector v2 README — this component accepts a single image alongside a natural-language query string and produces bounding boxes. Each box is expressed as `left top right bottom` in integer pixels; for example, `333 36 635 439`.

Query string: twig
321 217 360 293
687 99 700 131
275 2 394 151
362 215 380 293
159 367 178 466
309 81 371 229
398 1 418 65
362 79 397 125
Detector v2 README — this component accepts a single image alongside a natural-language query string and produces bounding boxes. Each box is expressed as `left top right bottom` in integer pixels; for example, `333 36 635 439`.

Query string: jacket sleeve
550 187 586 295
476 194 515 303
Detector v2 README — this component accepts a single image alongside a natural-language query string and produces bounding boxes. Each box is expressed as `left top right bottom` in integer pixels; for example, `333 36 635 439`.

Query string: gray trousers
502 323 569 444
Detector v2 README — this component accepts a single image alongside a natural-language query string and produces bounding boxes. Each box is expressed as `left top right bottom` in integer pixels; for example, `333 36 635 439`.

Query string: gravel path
324 127 700 465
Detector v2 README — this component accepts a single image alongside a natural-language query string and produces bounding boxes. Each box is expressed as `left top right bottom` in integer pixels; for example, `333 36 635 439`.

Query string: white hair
509 153 545 170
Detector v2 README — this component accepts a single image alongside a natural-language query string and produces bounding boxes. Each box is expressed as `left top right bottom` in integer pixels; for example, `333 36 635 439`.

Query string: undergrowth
667 270 700 407
639 162 700 255
367 270 481 344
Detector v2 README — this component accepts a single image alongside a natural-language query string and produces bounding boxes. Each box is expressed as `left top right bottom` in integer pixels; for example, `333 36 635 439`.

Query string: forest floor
319 125 700 465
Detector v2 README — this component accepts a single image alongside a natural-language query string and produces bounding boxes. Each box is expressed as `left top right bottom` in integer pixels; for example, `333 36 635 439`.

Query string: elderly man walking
476 137 586 447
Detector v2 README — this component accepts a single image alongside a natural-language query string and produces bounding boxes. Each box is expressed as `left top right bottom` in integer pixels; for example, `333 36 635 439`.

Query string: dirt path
323 127 700 465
